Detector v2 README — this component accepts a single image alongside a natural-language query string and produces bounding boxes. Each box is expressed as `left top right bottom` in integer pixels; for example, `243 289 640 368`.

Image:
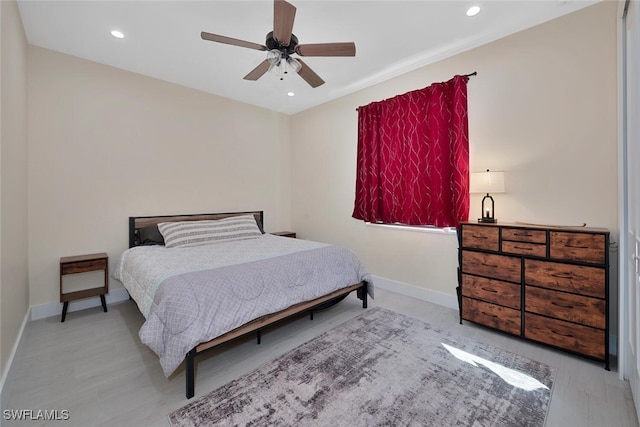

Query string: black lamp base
478 217 497 223
479 194 497 224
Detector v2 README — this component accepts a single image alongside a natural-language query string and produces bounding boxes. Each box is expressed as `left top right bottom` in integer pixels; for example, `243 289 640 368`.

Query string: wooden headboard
129 211 264 248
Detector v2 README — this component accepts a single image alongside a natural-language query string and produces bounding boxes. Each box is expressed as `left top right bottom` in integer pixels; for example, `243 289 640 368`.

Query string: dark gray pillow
139 225 165 246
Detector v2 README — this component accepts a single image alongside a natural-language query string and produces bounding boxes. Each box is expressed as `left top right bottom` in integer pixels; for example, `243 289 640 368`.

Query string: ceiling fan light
268 61 281 75
286 57 302 73
267 49 281 65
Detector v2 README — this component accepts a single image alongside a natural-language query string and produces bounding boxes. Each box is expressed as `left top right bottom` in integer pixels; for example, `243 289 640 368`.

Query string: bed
112 211 371 398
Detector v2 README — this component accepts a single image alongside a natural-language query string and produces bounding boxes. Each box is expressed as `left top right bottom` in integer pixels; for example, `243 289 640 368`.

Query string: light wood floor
2 288 638 427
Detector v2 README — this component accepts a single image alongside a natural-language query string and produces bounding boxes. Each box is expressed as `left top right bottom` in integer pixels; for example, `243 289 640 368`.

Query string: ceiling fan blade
201 32 266 51
297 59 325 88
296 42 356 57
273 0 296 46
243 60 271 81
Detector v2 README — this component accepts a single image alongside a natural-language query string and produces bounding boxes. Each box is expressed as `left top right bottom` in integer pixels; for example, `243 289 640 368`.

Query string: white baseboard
371 275 459 310
0 307 30 407
30 288 130 321
1 289 130 410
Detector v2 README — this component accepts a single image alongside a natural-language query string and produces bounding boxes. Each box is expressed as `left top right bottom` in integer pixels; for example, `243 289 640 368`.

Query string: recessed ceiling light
110 30 125 39
466 6 480 17
287 92 295 97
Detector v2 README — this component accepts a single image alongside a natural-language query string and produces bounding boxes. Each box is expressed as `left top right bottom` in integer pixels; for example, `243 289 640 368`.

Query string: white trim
372 275 459 310
30 287 130 321
617 0 629 382
365 222 457 235
0 308 30 404
0 289 130 411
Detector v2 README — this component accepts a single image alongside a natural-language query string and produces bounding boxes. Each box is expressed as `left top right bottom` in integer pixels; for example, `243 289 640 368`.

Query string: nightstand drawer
461 250 521 283
524 259 605 298
461 274 520 310
61 258 107 275
525 286 605 329
550 232 606 264
501 241 546 257
462 297 521 335
502 227 547 244
461 225 499 251
525 312 605 360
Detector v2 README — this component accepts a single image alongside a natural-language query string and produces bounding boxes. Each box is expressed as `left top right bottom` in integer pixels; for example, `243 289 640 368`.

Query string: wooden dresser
457 222 610 369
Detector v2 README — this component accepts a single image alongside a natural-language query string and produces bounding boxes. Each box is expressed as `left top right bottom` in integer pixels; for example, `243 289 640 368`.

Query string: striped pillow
157 215 263 248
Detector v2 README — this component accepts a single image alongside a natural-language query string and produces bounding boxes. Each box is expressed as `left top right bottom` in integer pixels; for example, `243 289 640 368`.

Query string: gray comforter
113 235 371 376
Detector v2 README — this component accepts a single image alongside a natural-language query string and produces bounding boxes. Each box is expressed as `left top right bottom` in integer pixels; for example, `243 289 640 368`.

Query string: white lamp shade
470 170 505 194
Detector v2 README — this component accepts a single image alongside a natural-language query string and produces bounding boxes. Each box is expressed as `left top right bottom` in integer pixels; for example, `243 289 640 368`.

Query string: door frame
618 1 640 422
617 0 628 384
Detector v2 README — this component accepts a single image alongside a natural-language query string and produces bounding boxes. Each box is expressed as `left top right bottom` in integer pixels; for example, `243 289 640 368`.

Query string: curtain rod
356 72 477 111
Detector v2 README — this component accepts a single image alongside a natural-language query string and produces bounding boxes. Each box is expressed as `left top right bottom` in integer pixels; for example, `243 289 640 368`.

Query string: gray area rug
168 307 556 426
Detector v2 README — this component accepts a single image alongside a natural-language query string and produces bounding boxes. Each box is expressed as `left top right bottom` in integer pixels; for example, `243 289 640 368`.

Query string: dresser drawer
461 274 521 310
461 250 521 283
502 227 547 244
524 259 605 298
525 312 605 360
525 286 605 329
462 297 521 335
550 232 606 264
501 241 546 257
461 225 499 251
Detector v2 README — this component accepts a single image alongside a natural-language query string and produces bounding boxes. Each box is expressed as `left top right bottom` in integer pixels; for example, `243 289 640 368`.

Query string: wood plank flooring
1 288 638 426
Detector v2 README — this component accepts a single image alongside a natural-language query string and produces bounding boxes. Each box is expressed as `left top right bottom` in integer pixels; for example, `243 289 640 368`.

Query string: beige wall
27 47 292 306
0 0 29 386
7 0 620 357
291 2 618 299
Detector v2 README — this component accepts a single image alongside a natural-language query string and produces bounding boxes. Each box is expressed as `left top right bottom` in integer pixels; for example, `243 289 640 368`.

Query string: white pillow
157 215 262 248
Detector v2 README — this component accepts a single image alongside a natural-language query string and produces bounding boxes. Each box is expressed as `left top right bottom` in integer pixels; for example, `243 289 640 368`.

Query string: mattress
113 234 371 375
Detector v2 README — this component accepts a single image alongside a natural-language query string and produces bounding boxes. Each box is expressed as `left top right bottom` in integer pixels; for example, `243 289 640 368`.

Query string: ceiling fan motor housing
266 31 298 57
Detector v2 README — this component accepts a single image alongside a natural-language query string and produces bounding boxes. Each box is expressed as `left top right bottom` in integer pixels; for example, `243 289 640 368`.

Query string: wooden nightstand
271 231 296 238
60 252 109 322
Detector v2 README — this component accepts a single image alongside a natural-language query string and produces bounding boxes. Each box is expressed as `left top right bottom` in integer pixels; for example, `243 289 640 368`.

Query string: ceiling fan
201 0 356 88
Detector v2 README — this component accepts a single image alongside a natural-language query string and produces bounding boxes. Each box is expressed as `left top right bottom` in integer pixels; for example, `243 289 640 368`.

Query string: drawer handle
513 246 532 251
551 301 574 309
472 235 488 239
514 233 532 237
551 273 574 280
481 311 499 318
565 244 589 249
551 329 574 338
481 287 498 293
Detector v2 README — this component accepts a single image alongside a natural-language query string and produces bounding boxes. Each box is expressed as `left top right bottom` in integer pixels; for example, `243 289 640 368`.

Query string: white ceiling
16 0 598 115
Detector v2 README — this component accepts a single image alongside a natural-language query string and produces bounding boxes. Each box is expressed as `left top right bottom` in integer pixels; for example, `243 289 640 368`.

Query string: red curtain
352 75 469 227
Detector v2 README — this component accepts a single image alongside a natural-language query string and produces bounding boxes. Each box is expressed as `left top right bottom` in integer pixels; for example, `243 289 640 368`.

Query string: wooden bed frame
128 211 369 399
